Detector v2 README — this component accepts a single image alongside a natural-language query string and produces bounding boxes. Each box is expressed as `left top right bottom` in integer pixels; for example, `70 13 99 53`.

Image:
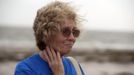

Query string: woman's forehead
60 19 76 28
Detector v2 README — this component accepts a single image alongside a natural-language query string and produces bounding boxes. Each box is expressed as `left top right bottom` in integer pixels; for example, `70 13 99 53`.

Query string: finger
50 47 56 61
46 46 53 62
57 51 62 62
42 50 50 62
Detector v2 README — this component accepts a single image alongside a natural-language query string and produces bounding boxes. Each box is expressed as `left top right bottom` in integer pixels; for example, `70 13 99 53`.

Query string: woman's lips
64 44 73 48
64 42 74 48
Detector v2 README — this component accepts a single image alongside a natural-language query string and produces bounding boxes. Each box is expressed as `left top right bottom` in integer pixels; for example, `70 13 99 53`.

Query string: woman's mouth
64 43 73 48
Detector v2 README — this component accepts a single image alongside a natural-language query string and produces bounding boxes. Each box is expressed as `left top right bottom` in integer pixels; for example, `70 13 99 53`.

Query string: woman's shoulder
15 53 40 70
14 53 40 75
62 56 76 66
62 56 85 75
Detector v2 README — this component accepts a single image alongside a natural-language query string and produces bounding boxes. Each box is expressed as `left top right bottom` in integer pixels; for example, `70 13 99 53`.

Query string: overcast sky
0 0 134 32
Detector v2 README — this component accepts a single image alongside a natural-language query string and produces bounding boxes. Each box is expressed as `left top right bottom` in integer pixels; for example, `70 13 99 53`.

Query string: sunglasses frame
61 27 80 38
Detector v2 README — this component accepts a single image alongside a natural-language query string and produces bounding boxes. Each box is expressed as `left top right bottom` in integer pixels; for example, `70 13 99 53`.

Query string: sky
0 0 134 32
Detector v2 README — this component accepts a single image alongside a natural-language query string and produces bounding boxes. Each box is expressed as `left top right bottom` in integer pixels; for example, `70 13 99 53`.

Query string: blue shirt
14 53 85 75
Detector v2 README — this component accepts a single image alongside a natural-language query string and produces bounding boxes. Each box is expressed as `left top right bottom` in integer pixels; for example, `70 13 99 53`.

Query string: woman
15 1 84 75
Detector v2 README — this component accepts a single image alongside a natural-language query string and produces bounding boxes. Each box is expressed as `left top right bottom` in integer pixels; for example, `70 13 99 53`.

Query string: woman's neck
39 51 48 62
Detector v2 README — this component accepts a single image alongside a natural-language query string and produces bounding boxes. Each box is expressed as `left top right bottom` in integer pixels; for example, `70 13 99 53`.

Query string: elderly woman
15 1 84 75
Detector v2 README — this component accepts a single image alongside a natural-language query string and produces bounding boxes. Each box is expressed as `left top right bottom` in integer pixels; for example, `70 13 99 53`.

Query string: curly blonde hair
33 1 79 51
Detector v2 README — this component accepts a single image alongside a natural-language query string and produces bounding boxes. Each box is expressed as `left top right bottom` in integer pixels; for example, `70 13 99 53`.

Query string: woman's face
50 19 79 56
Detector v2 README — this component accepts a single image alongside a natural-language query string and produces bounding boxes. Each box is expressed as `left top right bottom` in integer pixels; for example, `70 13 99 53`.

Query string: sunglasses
61 27 80 38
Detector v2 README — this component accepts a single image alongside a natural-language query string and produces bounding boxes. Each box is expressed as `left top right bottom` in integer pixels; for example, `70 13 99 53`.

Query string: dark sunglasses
61 27 80 38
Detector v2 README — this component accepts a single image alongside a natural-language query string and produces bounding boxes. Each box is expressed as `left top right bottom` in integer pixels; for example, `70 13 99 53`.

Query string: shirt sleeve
14 62 36 75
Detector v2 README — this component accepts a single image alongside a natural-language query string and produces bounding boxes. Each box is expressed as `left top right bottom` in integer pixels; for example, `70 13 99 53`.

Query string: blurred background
0 0 134 75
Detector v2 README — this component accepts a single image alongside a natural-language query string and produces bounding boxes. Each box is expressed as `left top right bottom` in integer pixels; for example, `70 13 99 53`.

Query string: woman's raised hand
41 46 64 75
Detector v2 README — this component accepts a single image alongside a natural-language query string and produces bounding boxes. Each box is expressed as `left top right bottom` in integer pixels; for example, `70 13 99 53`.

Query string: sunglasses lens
73 29 80 37
62 28 71 37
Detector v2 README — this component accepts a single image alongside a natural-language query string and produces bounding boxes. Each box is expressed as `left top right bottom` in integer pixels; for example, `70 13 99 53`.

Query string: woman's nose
67 33 76 41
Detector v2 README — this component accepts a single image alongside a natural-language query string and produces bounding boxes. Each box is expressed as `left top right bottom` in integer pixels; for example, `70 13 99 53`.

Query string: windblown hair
33 1 79 51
